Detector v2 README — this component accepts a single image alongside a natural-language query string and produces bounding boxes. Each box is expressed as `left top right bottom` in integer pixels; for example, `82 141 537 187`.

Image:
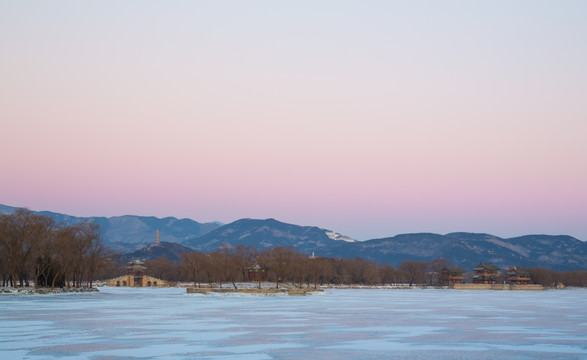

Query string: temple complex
438 267 465 285
246 263 269 282
472 263 500 284
505 267 532 285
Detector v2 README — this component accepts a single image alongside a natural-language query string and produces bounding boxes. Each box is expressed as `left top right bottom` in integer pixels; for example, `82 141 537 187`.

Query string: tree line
139 246 406 289
0 209 109 288
526 267 587 288
137 247 587 288
2 209 586 289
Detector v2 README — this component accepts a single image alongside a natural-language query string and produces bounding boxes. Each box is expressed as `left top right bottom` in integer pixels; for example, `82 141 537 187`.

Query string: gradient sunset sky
1 1 586 241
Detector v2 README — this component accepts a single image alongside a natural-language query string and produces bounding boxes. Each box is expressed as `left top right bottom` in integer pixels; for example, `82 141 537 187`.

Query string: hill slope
338 232 587 271
121 242 194 263
183 218 355 253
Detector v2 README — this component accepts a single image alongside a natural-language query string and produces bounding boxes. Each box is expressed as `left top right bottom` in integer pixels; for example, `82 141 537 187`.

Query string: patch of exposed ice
1 288 586 359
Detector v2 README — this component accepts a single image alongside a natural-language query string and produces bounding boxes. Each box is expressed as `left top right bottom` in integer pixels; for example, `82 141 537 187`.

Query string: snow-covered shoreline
0 287 99 295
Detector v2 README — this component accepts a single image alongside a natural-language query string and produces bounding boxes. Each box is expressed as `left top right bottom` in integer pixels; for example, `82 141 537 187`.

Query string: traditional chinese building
505 267 532 285
246 263 269 282
105 260 169 287
472 263 500 284
438 267 465 285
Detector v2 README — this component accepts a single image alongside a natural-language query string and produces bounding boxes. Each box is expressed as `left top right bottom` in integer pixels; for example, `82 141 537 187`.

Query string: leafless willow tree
31 215 57 288
0 209 53 287
145 257 179 281
233 245 258 282
258 246 300 288
79 221 107 288
398 260 428 286
0 209 110 288
179 251 209 288
427 258 451 285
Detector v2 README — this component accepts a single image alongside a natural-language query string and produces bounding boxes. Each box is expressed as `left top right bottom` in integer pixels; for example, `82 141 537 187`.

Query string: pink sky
1 1 586 240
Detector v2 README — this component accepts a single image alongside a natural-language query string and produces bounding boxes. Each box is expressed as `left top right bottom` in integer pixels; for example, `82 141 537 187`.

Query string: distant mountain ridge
1 204 585 271
321 232 586 271
183 218 355 253
0 204 222 253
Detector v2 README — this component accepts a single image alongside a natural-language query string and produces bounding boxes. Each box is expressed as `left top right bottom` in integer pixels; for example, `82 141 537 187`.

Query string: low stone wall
510 284 544 290
451 284 543 290
186 288 323 296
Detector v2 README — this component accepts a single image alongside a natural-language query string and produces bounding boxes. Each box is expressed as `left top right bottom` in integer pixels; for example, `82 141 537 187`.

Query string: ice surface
1 287 586 359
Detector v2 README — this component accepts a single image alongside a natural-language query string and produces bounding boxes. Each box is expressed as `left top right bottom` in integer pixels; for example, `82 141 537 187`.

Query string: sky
1 1 586 241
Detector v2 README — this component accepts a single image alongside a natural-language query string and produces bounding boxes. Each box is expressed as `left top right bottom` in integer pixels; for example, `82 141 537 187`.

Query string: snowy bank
1 287 99 295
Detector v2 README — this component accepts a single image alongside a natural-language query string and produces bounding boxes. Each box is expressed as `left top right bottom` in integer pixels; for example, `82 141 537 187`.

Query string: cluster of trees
134 246 461 288
0 209 110 288
528 267 587 287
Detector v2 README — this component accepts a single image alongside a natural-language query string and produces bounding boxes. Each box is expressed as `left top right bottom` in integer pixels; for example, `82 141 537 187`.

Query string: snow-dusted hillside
325 231 355 242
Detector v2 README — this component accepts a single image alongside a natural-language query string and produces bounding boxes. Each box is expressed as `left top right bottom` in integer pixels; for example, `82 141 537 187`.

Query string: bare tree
260 246 300 288
306 256 328 289
53 226 77 288
232 245 258 282
78 221 106 288
94 252 123 282
289 250 307 288
334 259 356 285
0 212 16 286
427 258 451 285
527 267 552 287
398 260 427 286
70 224 92 287
0 209 53 287
31 216 56 288
357 258 382 285
379 264 397 285
145 257 177 281
180 251 208 288
211 243 239 289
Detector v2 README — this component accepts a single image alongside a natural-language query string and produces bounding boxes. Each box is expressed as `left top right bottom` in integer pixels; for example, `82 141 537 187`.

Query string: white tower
155 229 160 246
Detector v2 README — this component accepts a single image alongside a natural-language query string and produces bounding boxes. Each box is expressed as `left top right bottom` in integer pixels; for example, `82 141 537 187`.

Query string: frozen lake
1 287 586 360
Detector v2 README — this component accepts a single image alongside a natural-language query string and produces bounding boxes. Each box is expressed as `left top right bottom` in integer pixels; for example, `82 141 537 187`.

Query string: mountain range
0 204 222 253
1 204 585 271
